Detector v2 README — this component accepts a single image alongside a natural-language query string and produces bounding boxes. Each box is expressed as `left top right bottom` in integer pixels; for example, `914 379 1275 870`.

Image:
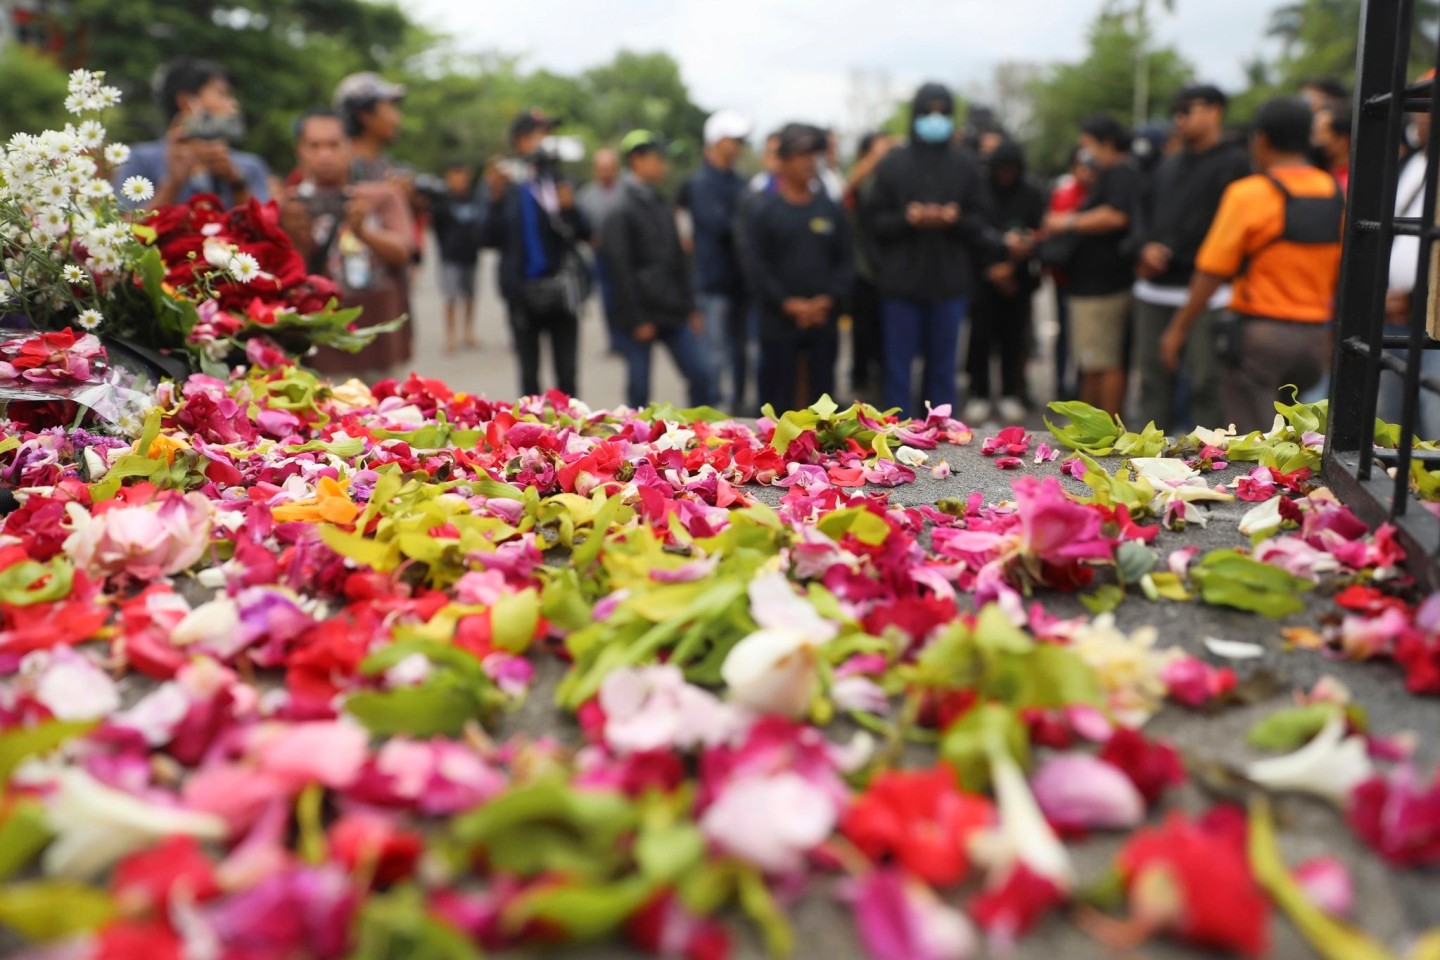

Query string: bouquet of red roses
142 194 404 366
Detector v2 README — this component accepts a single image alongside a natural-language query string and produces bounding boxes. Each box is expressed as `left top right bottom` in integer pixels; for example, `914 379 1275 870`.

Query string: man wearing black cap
744 123 854 412
480 109 592 398
866 81 999 418
1131 84 1250 431
600 130 713 410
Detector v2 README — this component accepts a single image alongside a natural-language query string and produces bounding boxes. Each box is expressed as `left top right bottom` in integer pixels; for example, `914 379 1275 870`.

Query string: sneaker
997 396 1028 425
961 398 992 425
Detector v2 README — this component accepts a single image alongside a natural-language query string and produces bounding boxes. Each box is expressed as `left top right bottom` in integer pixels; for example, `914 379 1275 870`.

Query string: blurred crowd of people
115 59 1430 433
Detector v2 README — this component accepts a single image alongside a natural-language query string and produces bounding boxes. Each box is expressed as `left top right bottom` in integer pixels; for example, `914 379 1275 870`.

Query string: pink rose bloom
64 491 213 581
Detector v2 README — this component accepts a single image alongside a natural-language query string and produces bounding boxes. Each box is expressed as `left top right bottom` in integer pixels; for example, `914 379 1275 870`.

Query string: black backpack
1239 172 1344 274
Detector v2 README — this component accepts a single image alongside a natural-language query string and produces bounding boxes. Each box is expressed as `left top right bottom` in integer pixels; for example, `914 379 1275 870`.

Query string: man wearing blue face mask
866 82 1002 419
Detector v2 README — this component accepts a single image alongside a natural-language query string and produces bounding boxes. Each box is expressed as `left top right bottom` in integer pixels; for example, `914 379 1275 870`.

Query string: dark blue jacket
682 161 747 298
480 178 591 302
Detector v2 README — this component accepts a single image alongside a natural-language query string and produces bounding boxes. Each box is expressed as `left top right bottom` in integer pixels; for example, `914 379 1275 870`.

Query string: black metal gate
1324 0 1440 590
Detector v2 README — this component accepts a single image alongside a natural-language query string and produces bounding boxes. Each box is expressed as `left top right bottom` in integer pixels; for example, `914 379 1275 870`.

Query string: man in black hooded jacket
866 82 999 418
965 139 1046 424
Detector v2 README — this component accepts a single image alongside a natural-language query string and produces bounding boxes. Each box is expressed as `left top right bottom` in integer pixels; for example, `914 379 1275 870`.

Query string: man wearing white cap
681 109 753 413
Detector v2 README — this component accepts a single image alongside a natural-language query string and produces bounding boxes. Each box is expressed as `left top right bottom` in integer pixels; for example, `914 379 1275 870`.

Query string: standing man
1159 98 1343 434
600 130 713 410
1130 86 1251 432
429 161 485 353
966 139 1046 425
745 124 854 411
116 57 271 210
843 132 898 401
576 147 625 354
481 109 592 399
333 72 407 183
1313 103 1353 195
1382 80 1440 438
684 109 753 413
1044 115 1140 418
279 109 414 380
866 81 998 419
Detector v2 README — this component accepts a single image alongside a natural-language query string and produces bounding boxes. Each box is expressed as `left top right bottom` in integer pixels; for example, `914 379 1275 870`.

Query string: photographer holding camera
279 109 415 379
116 58 272 211
480 109 592 399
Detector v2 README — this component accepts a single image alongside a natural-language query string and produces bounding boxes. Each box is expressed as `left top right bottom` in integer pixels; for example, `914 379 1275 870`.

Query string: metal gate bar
1323 0 1440 590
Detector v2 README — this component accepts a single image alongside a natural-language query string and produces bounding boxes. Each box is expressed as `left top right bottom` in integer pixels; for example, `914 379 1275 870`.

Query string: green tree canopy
52 0 427 170
1024 8 1193 173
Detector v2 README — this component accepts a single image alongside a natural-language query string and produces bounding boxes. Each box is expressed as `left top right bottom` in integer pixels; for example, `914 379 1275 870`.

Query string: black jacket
744 187 854 340
864 82 1000 302
1136 140 1252 288
600 177 694 332
479 176 591 302
984 145 1048 297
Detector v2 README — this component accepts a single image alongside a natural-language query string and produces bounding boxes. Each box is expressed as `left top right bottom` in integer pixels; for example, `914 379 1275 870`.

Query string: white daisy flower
80 180 113 200
62 264 87 284
36 207 68 239
39 178 70 203
76 308 103 331
76 120 105 149
88 250 120 274
103 143 130 165
227 252 262 283
120 176 153 203
63 93 85 115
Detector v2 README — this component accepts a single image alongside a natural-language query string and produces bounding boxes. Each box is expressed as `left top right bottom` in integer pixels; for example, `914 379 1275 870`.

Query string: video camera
180 111 246 145
293 180 350 223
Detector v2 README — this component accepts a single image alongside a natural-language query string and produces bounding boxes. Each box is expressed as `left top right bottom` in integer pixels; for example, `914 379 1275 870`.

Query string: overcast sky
401 0 1288 137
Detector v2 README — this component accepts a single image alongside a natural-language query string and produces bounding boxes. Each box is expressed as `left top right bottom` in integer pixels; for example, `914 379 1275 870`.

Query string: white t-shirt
1390 152 1429 293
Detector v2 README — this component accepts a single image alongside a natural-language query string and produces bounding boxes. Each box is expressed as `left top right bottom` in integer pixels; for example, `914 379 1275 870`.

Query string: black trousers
849 275 884 394
509 303 579 398
759 325 839 413
966 284 1030 401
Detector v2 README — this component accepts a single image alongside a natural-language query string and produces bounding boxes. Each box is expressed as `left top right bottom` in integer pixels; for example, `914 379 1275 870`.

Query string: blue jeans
592 258 621 352
698 293 748 412
620 322 715 410
881 298 967 418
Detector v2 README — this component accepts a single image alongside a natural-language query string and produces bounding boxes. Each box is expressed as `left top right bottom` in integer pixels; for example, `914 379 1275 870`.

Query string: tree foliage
52 0 424 170
1024 9 1193 173
0 47 71 142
